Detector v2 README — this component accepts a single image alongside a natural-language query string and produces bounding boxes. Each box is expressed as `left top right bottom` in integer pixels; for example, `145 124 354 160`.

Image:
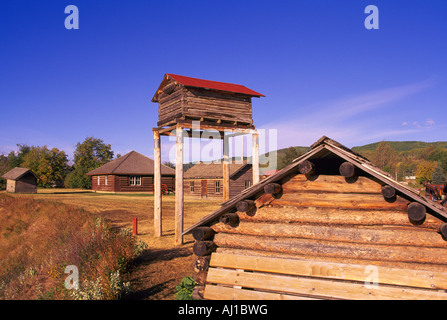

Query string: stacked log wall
192 173 447 299
157 78 254 127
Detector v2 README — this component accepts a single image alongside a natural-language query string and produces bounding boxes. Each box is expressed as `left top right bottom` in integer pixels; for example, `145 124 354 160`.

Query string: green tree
370 141 398 174
427 148 447 174
415 160 437 184
66 137 114 189
22 146 69 187
432 165 446 185
279 147 302 170
7 144 31 169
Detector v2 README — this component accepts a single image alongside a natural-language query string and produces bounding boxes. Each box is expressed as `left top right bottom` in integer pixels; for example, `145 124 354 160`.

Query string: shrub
0 194 147 300
175 276 197 300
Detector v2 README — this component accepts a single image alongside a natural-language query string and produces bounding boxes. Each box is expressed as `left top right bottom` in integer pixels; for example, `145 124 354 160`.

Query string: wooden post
252 132 260 185
133 218 138 235
175 124 184 245
153 130 162 237
223 134 230 201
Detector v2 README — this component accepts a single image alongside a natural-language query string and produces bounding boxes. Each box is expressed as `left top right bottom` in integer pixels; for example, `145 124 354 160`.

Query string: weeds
0 194 147 300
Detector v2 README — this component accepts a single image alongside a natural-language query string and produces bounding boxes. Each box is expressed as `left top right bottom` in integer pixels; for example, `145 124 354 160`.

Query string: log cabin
184 163 254 199
151 73 264 129
185 136 447 300
87 151 175 193
2 167 38 194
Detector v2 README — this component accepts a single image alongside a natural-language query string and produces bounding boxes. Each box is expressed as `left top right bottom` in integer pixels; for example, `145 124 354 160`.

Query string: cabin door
201 180 207 197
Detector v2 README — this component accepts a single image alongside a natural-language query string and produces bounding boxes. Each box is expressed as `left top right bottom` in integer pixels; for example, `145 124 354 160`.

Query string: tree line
0 137 114 189
2 138 446 190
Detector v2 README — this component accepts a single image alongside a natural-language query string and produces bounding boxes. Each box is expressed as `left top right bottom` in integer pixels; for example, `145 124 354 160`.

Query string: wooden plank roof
183 136 447 235
152 73 265 102
86 151 175 176
1 167 37 181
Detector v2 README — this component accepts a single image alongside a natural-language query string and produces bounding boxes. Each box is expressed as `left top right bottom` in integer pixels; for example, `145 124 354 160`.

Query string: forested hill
352 141 447 153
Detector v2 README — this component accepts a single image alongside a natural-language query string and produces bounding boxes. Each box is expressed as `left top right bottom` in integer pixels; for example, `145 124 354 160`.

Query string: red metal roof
167 73 264 97
152 74 265 102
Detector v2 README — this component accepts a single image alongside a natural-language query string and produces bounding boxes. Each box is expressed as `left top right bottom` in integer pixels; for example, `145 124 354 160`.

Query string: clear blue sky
1 1 446 162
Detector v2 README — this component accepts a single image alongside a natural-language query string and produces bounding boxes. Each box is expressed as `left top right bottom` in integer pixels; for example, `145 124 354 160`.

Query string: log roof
152 73 265 102
1 167 37 181
86 151 175 176
184 136 447 235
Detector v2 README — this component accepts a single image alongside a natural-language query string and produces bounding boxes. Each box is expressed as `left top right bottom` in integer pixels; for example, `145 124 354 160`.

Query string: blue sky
1 1 446 162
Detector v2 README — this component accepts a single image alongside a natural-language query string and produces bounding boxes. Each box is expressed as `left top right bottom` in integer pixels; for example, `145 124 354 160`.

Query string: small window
130 176 141 186
215 181 221 193
105 176 108 186
190 181 194 192
97 176 100 186
244 180 251 189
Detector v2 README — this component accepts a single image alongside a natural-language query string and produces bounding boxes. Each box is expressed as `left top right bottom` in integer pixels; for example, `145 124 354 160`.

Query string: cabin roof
1 167 38 181
86 151 175 176
184 162 251 179
183 136 447 235
152 73 265 102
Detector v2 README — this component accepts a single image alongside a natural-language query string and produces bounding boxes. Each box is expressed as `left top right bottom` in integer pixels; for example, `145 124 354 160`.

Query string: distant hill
189 140 447 171
351 141 447 153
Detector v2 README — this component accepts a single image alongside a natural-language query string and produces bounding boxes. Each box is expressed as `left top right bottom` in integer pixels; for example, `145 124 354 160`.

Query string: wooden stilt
175 124 184 245
223 134 230 201
252 132 260 185
153 130 162 237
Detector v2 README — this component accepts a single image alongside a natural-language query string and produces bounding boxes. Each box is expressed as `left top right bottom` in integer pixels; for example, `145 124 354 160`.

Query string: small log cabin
185 136 447 300
151 73 264 129
184 163 254 199
2 167 38 194
87 151 175 193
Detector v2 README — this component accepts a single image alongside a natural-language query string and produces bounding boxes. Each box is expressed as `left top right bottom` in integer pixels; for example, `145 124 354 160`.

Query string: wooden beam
206 266 447 300
339 162 357 178
407 202 426 225
264 183 282 195
192 227 215 241
175 124 184 245
252 132 260 184
209 252 447 290
193 241 216 256
153 130 162 237
298 160 315 175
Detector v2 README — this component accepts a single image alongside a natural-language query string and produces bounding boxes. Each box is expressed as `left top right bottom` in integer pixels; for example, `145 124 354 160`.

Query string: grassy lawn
0 189 221 300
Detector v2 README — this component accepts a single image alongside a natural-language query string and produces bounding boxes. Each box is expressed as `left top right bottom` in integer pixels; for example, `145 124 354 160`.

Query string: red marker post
133 218 138 235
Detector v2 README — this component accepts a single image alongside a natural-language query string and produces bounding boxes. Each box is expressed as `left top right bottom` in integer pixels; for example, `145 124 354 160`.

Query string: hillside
352 141 447 153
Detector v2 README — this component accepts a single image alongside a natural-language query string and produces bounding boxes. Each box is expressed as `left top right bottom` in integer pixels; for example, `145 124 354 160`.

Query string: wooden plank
283 174 382 194
175 124 184 245
209 252 447 290
275 192 409 210
238 205 444 230
204 285 318 300
153 130 162 237
213 233 447 264
206 268 447 300
211 221 447 248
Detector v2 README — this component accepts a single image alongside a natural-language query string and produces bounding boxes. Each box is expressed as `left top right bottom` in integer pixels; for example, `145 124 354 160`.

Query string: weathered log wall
191 173 447 300
157 78 254 127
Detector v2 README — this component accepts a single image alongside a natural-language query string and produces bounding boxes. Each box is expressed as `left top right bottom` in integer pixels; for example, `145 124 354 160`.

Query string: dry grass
0 189 221 300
